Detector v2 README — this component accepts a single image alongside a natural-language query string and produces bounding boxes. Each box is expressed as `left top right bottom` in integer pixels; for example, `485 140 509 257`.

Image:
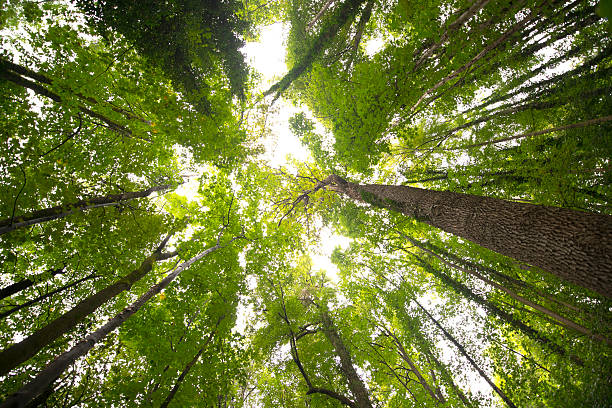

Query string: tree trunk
412 0 491 71
402 234 611 346
320 310 373 408
325 175 612 297
0 273 96 319
306 0 336 31
414 299 517 408
264 0 366 98
410 253 582 365
0 235 176 376
160 323 219 408
0 185 172 236
0 266 65 301
0 58 150 124
382 327 440 402
0 241 226 408
0 68 137 138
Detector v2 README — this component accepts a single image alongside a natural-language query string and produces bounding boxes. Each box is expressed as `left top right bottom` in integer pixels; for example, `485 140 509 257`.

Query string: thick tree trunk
0 266 65 301
0 235 176 376
0 185 172 236
325 175 612 297
0 242 224 408
320 310 373 408
414 299 517 408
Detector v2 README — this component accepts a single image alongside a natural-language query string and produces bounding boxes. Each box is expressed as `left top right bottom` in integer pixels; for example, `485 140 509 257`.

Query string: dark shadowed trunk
324 174 612 297
264 0 365 98
0 234 176 376
0 184 172 235
401 234 610 347
414 299 517 408
0 273 96 319
159 320 221 408
0 266 65 301
320 310 373 408
409 253 583 365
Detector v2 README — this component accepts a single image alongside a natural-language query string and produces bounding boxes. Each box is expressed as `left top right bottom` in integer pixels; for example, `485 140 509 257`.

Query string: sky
241 23 350 282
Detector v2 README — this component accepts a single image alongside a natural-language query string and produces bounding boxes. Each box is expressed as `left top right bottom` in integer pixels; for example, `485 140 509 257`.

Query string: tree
320 174 612 297
1 0 611 407
75 0 251 113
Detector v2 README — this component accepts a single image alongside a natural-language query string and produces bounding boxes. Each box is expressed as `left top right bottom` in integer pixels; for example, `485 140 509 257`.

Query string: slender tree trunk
410 9 537 111
324 175 612 297
451 115 612 151
0 58 150 124
320 310 373 408
382 327 440 402
0 266 65 301
0 273 96 319
0 184 172 236
306 0 335 31
402 234 611 346
160 323 220 408
414 299 517 408
0 68 138 138
0 235 176 376
346 0 375 71
0 240 229 408
412 0 491 71
264 0 365 98
424 349 472 407
410 253 583 365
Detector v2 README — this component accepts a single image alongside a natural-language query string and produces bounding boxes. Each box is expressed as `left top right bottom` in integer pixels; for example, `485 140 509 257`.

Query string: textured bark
0 266 65 301
414 300 517 408
0 242 224 408
320 310 373 408
0 185 171 235
326 175 612 297
0 235 175 376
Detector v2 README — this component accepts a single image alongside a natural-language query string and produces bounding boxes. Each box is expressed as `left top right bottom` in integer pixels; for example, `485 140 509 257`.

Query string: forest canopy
0 0 611 407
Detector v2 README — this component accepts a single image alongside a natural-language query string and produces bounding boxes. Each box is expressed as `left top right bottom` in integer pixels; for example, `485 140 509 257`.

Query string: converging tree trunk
160 319 221 408
0 266 65 301
320 310 373 408
0 273 96 319
0 234 176 376
414 299 517 408
0 235 239 408
323 175 612 297
0 184 172 236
